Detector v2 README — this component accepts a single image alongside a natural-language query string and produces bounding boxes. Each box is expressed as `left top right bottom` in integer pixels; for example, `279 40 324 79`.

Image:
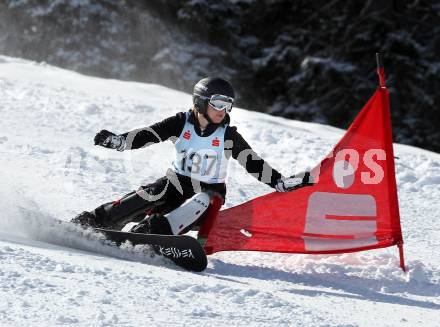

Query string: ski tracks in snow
1 57 440 326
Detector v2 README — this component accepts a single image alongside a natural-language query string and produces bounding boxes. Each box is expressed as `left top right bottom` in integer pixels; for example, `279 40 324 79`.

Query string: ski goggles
203 94 234 113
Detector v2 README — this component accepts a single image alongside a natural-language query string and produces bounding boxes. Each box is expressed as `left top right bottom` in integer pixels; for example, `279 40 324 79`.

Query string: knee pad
165 193 210 235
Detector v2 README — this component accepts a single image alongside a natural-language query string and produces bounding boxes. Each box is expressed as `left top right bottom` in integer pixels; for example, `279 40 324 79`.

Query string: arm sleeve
120 112 186 150
225 126 283 189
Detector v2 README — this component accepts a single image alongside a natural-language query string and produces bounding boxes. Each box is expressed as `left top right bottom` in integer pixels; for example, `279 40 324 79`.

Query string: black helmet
193 77 235 114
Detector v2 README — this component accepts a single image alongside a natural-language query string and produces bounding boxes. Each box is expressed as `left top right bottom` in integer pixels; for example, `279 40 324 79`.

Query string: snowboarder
72 77 312 235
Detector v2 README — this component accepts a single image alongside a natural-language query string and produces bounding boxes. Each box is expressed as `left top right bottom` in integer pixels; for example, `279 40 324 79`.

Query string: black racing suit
75 110 282 231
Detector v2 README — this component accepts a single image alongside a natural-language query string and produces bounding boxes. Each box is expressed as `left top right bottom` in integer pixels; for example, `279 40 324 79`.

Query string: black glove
275 171 314 192
94 129 125 151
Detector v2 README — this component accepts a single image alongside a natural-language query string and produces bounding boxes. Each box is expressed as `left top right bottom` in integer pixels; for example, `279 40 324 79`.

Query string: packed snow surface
0 56 439 326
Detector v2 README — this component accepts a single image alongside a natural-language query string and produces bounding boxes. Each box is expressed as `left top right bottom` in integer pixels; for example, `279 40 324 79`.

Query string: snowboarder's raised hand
275 171 313 192
94 129 126 151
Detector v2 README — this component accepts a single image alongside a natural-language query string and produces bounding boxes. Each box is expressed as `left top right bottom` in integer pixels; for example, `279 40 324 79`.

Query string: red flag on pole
203 55 405 270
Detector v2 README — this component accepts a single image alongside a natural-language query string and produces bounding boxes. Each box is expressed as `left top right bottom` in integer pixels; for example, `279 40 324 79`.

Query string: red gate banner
204 84 404 268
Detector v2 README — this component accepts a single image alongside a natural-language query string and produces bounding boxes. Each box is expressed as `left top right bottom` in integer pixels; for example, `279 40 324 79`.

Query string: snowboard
93 228 208 272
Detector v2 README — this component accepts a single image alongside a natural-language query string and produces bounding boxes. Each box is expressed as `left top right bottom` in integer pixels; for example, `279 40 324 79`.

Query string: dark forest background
1 0 438 151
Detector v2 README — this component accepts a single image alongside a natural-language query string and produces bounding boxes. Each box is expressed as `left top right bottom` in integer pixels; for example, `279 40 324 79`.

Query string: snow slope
0 56 439 326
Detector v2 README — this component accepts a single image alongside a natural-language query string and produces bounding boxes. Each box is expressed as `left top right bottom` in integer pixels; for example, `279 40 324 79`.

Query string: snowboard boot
129 214 173 235
71 211 105 228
